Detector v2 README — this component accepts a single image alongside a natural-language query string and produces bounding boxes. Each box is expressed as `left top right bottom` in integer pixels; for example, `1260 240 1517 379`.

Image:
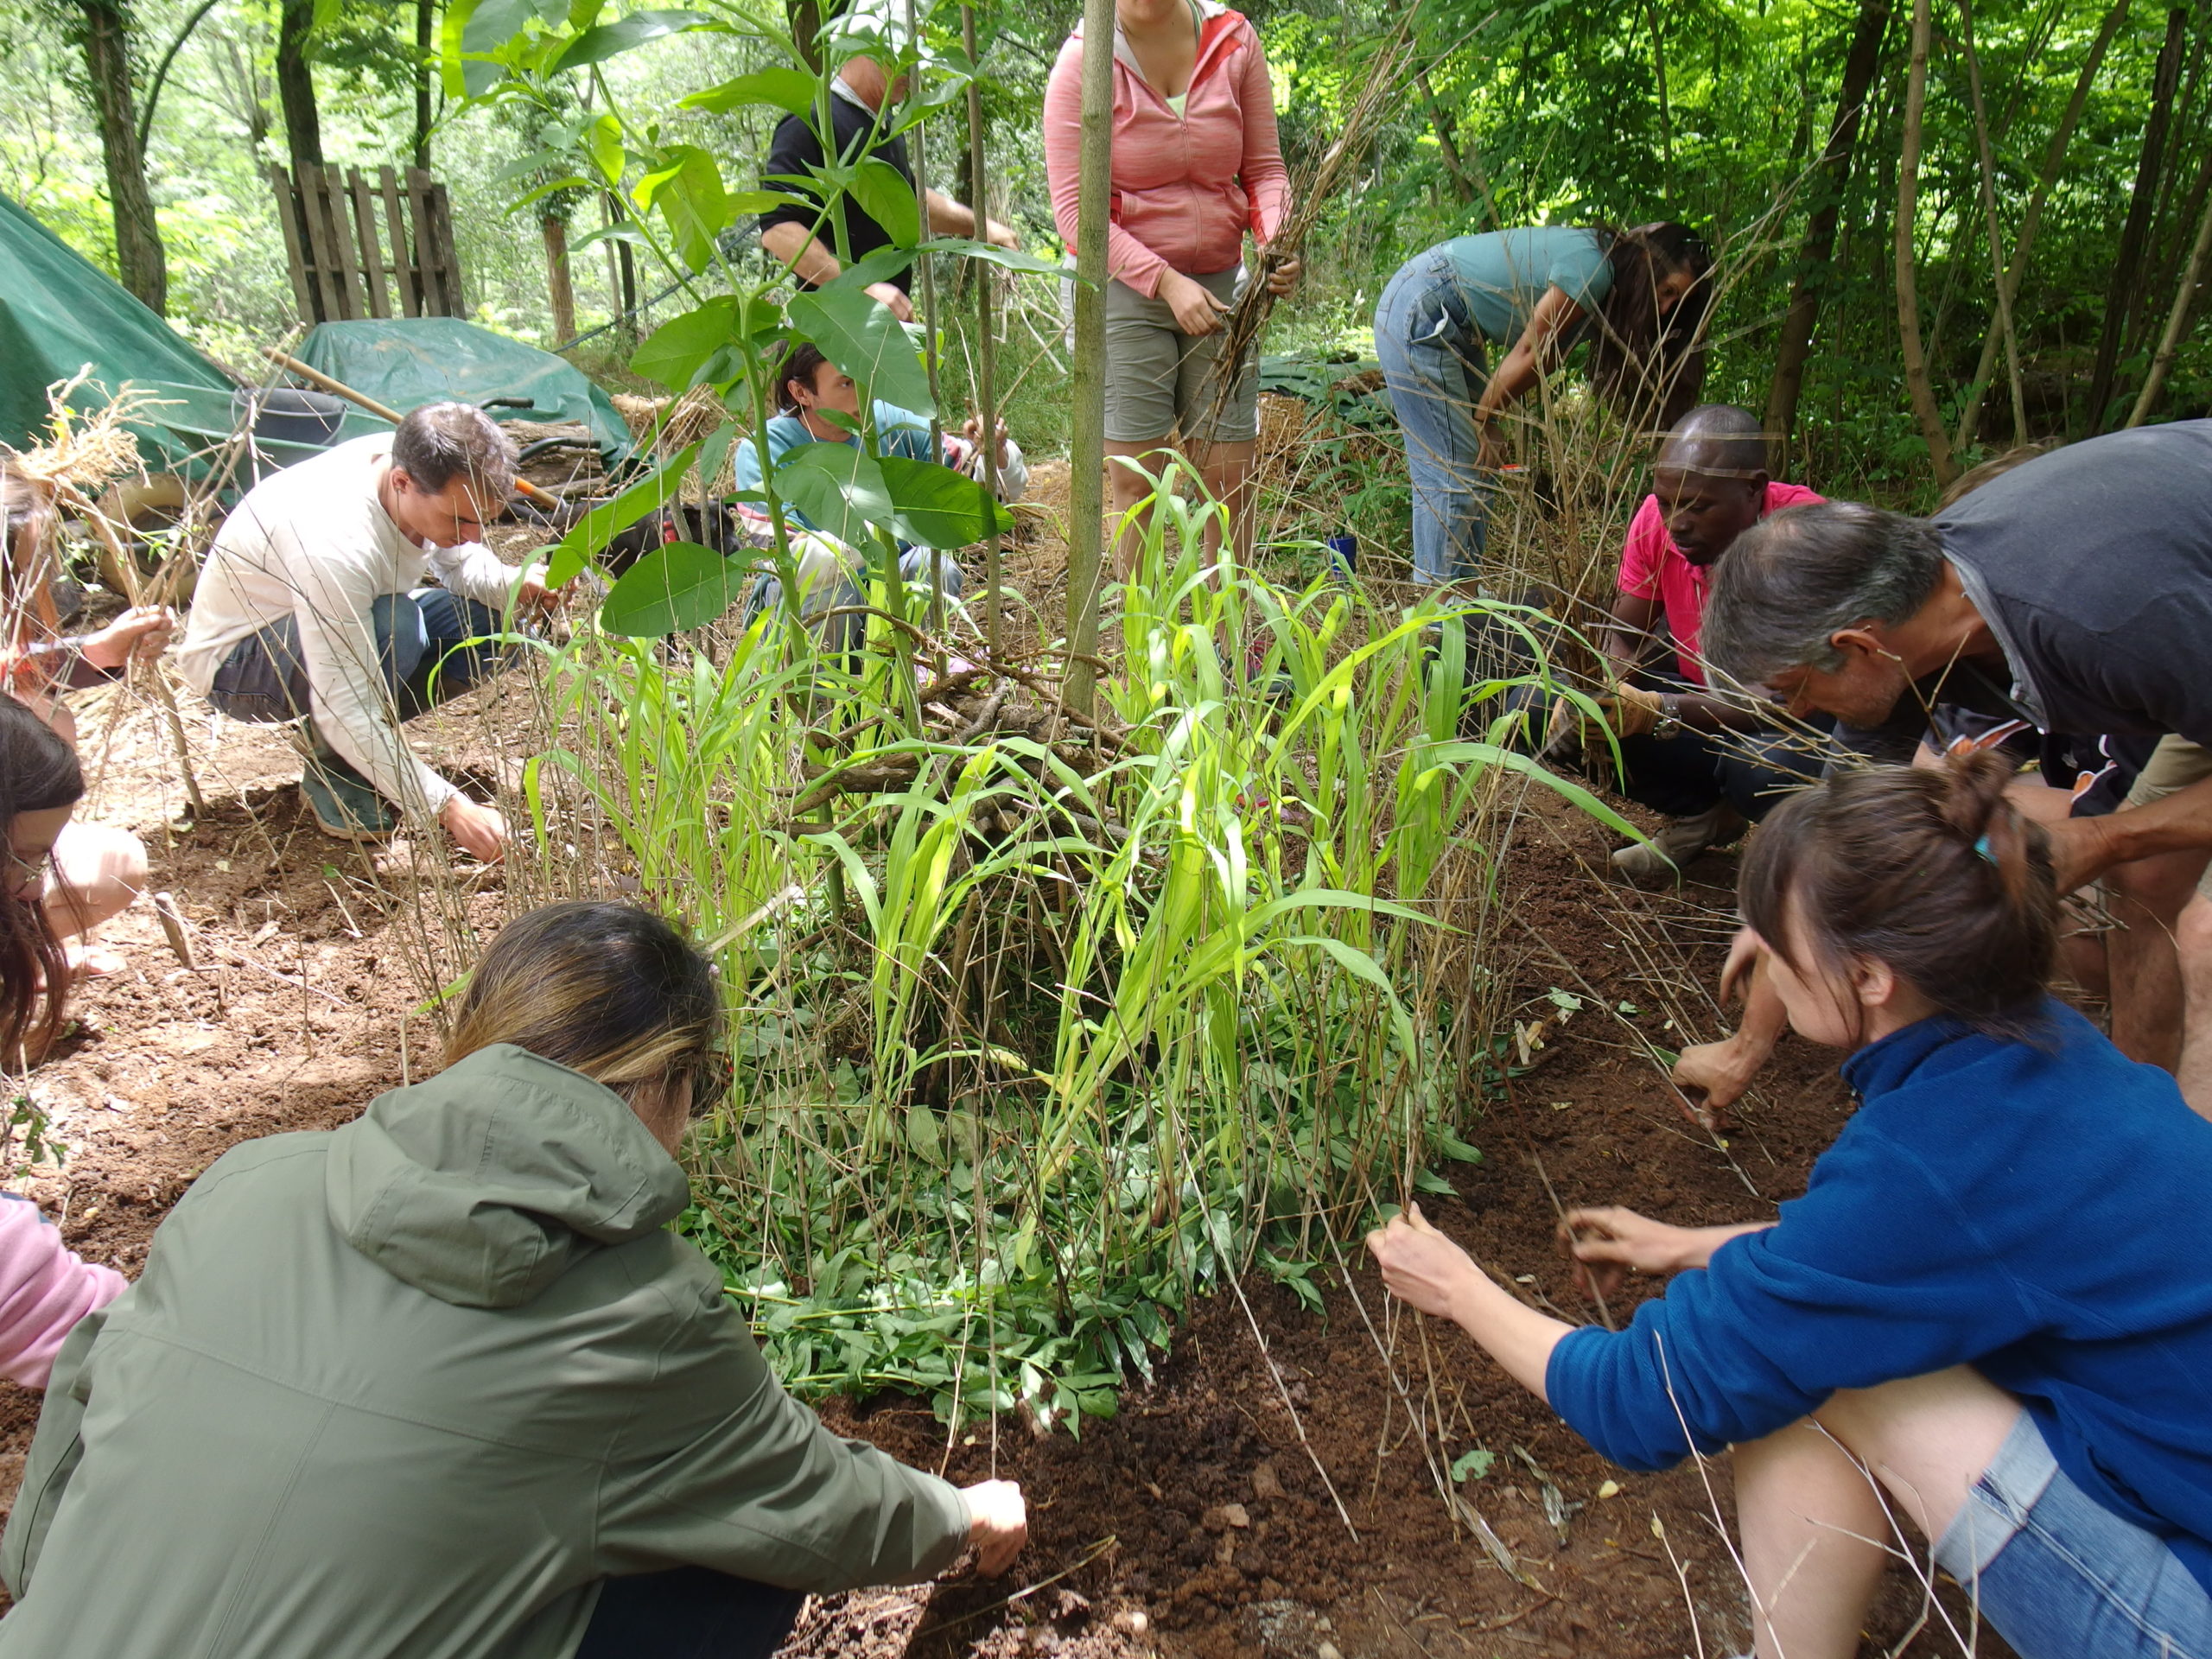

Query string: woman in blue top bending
1375 222 1711 585
1370 749 2212 1659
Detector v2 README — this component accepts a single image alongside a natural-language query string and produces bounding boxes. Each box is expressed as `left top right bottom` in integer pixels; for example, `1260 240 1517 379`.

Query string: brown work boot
1610 804 1746 885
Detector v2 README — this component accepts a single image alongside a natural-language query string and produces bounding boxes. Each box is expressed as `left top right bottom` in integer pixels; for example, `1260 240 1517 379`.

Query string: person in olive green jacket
0 901 1027 1659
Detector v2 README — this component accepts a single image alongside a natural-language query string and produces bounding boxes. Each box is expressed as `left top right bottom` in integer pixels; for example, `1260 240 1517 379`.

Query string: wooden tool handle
258 347 563 510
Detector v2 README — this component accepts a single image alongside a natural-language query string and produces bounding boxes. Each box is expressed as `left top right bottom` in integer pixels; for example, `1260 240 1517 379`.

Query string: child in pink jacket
1044 0 1295 577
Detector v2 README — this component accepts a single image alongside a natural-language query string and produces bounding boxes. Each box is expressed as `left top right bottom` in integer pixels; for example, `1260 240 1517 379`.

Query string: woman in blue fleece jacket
1370 751 2212 1659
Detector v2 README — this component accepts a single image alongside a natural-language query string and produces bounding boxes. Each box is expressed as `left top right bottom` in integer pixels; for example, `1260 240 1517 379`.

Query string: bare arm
761 220 842 287
1601 592 1662 678
760 220 915 322
2047 772 2212 891
1471 284 1586 461
1367 1205 1573 1402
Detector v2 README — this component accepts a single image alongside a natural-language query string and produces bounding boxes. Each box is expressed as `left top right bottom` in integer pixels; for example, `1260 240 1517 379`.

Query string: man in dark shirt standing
1699 420 2212 1111
758 37 1018 321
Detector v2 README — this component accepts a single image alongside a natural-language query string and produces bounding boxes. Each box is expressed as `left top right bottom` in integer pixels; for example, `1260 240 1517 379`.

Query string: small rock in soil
1249 1462 1282 1501
1202 1503 1250 1531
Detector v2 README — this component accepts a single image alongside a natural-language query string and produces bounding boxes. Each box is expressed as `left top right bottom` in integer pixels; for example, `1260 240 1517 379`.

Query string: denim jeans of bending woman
1376 251 1501 586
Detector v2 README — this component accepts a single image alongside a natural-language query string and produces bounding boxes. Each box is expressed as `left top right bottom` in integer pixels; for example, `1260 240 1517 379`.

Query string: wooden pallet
267 163 467 324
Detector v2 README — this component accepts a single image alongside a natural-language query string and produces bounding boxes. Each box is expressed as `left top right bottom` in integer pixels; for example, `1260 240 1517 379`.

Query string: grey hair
1700 501 1946 683
391 402 517 499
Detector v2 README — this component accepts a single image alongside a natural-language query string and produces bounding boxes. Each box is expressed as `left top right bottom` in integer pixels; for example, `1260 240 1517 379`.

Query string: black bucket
234 387 350 452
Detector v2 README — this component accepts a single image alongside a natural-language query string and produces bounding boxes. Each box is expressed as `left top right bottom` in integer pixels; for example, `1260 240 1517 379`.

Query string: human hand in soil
512 564 563 623
81 606 178 671
1365 1202 1483 1322
1159 270 1230 337
440 795 509 862
962 1479 1028 1575
1670 1039 1760 1130
1557 1206 1699 1300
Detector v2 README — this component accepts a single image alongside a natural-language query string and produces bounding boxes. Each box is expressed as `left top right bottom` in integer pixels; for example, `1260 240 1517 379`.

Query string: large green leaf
633 144 729 270
544 438 703 588
631 298 735 390
775 442 890 549
548 8 710 72
785 286 934 415
880 455 1010 550
849 157 921 249
683 67 818 118
600 540 750 636
462 0 535 54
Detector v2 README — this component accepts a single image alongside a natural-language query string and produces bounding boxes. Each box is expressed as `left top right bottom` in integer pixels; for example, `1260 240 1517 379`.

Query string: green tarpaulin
300 318 636 469
0 191 237 470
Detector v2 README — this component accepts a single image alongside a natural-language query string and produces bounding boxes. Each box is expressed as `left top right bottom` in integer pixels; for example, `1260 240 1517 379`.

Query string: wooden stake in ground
1893 0 1956 487
1063 0 1115 720
963 2 1006 664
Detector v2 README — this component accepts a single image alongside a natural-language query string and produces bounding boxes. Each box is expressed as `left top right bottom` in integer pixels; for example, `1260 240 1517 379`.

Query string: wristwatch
1652 694 1684 741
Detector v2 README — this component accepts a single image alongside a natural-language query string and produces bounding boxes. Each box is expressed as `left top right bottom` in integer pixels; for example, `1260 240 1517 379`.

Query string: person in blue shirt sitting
1369 748 2212 1659
734 342 1027 653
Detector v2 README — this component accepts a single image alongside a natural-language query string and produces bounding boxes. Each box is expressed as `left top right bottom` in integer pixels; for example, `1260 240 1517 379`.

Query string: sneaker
1610 804 1745 885
297 745 397 842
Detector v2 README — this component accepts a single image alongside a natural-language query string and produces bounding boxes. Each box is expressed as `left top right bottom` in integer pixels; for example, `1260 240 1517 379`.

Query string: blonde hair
443 902 720 1090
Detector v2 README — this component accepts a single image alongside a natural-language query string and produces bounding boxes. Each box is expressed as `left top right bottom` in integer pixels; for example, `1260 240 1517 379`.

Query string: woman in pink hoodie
0 696 127 1386
1045 0 1295 578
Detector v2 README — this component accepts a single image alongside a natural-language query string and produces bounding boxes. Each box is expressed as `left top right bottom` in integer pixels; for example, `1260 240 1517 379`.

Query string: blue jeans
1934 1412 2212 1658
575 1569 804 1659
1376 251 1498 586
205 590 509 728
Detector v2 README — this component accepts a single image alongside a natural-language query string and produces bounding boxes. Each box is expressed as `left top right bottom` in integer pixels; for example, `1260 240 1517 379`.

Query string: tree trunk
541 214 576 344
1416 70 1478 209
275 0 321 174
413 0 434 170
1646 0 1674 200
1764 0 1892 471
1895 0 1956 486
2126 160 2212 426
1063 0 1114 719
1953 0 2133 450
788 0 827 73
2086 6 2189 430
1957 0 2027 446
77 0 167 315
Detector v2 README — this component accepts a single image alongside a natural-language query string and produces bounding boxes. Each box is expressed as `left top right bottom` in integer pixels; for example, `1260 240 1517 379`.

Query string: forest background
5 0 2207 511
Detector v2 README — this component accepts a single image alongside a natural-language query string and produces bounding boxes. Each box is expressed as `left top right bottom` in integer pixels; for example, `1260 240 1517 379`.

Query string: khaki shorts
2124 733 2212 806
2121 733 2212 898
1102 267 1260 446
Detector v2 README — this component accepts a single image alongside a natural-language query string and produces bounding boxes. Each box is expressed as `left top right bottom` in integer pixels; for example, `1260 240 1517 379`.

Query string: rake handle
259 348 563 511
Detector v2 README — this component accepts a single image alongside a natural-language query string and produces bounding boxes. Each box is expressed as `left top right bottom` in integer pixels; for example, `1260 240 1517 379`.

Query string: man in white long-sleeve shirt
176 404 549 859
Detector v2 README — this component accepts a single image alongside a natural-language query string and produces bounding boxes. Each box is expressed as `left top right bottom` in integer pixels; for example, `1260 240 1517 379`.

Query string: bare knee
1808 1367 2019 1542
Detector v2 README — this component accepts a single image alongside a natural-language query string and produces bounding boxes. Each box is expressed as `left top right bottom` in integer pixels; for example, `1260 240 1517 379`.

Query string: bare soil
0 652 2012 1658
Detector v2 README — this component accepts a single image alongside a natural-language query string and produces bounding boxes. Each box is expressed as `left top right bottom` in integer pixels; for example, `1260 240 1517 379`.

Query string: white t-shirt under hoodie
176 435 519 820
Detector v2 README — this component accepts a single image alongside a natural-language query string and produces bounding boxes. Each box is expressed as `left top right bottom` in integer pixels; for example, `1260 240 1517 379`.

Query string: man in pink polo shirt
1579 404 1824 880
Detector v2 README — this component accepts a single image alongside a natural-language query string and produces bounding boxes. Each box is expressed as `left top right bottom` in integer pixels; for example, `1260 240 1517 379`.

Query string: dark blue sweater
1546 1001 2212 1595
